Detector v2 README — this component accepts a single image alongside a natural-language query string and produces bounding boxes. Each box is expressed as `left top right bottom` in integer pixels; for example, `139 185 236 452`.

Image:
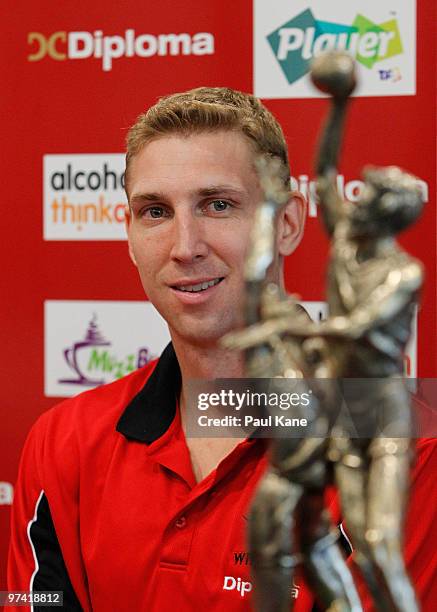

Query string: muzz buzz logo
44 300 171 398
269 9 402 85
254 1 416 98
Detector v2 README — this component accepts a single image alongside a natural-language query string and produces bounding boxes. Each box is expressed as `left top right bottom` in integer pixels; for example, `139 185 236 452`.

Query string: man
8 87 309 611
7 88 436 611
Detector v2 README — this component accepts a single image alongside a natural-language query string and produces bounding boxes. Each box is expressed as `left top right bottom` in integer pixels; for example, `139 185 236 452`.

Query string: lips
171 277 224 293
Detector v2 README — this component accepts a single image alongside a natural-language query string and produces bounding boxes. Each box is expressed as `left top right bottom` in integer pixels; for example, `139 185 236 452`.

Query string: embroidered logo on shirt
223 576 253 597
223 573 300 599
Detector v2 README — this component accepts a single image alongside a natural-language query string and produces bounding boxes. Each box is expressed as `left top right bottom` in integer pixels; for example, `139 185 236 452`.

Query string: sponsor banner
301 301 417 377
254 0 416 98
28 30 214 72
44 300 171 397
43 154 127 240
43 299 417 398
43 157 429 237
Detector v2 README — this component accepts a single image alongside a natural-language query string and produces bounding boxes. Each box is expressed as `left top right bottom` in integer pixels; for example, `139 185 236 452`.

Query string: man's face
126 131 265 347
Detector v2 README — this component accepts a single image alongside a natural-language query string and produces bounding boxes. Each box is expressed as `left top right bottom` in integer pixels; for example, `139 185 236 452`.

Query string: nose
170 212 209 264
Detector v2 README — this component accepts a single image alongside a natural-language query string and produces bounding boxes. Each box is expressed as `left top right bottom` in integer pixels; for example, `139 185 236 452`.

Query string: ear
276 191 307 256
125 206 138 267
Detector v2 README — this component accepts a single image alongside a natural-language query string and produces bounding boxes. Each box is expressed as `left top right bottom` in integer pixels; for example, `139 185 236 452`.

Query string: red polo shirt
8 343 437 610
7 344 313 610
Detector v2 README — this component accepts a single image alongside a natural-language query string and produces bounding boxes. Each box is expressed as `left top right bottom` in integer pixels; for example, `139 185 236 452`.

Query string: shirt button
175 516 187 529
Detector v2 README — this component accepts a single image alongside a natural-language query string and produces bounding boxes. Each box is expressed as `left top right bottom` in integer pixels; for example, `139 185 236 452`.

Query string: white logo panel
43 154 127 240
254 0 416 99
44 300 171 397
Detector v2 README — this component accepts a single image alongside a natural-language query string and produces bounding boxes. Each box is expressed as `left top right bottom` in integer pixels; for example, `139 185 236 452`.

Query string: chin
171 318 237 348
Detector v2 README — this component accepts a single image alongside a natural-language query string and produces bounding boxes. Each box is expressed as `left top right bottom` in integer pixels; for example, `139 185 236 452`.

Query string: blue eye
210 200 230 212
145 206 166 219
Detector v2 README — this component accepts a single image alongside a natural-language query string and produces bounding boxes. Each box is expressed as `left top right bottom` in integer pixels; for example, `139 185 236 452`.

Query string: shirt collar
116 342 181 443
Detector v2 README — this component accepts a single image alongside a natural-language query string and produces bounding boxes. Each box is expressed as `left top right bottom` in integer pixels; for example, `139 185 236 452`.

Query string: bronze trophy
223 51 424 611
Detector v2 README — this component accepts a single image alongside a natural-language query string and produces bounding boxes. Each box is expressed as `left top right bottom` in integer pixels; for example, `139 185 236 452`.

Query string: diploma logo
27 30 214 72
223 576 252 598
223 574 300 599
43 154 127 240
254 1 416 98
291 173 429 219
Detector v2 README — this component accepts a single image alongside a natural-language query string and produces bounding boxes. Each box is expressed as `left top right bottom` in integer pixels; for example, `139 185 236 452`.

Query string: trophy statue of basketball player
223 51 424 612
224 155 363 612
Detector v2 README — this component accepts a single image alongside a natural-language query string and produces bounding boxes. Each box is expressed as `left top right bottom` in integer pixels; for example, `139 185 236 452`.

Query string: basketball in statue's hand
310 51 356 99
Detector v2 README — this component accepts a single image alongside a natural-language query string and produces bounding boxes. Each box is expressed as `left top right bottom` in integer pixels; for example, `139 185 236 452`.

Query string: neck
171 336 247 478
170 334 245 405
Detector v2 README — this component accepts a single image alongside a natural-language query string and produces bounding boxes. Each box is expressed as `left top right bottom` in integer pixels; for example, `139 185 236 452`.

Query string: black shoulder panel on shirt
29 493 83 611
116 341 181 443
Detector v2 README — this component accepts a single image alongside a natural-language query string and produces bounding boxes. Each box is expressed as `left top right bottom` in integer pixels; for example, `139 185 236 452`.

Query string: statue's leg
366 436 419 612
299 489 363 612
249 469 303 612
331 437 392 611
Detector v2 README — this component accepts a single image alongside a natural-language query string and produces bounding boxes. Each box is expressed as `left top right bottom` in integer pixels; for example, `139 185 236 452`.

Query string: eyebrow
130 184 247 206
197 185 246 197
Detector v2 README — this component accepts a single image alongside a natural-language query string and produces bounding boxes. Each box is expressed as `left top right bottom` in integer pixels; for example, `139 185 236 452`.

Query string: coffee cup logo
58 314 111 386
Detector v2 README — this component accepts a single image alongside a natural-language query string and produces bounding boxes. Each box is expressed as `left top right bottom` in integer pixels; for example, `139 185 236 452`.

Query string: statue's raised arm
311 52 356 235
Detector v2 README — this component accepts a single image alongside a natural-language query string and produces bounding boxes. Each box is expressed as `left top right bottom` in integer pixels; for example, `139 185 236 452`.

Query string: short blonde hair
125 87 289 195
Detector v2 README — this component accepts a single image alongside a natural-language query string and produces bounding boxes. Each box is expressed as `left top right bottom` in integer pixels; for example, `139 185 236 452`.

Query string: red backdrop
0 0 435 590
